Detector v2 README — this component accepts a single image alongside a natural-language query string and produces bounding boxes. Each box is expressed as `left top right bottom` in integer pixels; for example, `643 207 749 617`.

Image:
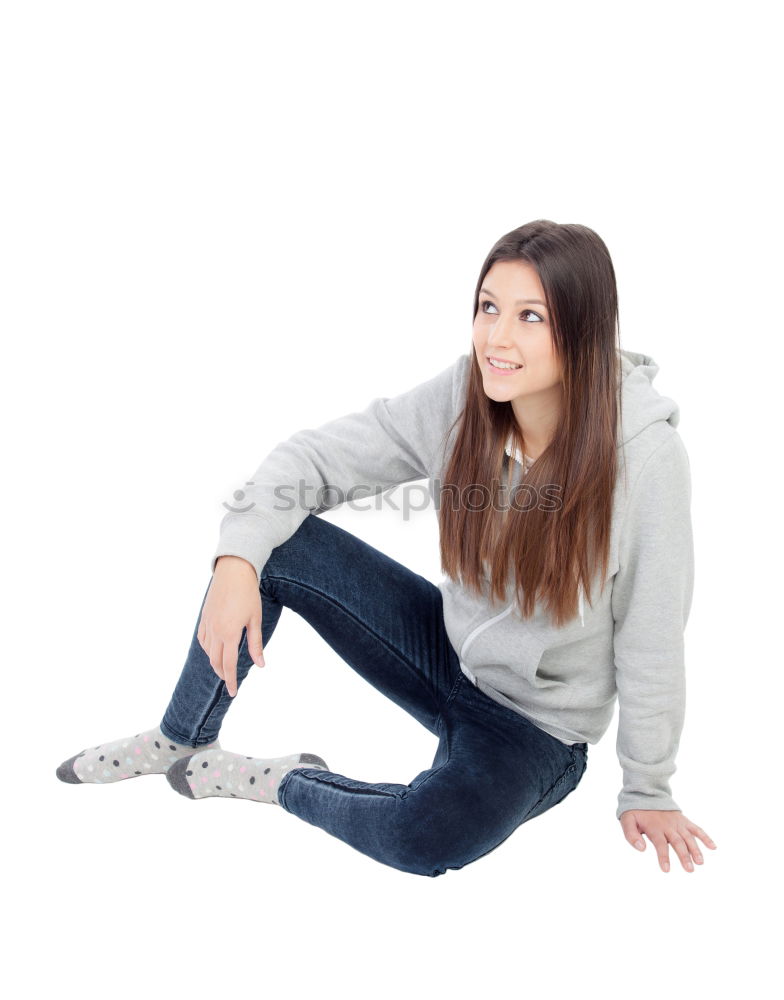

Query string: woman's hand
619 810 717 873
197 555 266 697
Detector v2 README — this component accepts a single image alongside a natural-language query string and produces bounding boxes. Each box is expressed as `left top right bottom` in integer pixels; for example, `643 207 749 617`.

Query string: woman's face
472 259 563 404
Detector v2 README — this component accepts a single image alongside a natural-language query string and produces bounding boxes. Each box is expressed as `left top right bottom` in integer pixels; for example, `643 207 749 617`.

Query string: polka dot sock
166 748 329 805
56 725 221 784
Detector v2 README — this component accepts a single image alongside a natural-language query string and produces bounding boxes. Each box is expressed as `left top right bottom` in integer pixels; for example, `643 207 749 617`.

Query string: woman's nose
486 318 514 347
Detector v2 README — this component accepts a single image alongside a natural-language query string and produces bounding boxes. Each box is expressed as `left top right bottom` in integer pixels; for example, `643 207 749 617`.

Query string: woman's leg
160 514 458 746
57 512 455 783
160 513 588 878
277 669 588 878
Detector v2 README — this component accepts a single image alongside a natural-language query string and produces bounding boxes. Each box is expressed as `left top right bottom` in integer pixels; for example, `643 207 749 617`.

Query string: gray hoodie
212 350 694 821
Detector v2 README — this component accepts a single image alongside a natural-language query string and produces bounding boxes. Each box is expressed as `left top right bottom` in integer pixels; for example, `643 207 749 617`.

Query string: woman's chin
482 379 519 400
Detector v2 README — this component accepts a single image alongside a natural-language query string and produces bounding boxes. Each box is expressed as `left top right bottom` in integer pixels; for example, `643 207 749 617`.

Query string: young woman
57 220 717 878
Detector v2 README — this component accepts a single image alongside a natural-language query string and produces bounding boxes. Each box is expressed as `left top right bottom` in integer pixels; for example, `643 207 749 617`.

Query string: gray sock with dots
166 748 329 805
56 724 220 784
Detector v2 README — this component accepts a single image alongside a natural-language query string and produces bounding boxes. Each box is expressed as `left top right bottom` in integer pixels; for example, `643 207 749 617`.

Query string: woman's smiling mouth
486 355 524 375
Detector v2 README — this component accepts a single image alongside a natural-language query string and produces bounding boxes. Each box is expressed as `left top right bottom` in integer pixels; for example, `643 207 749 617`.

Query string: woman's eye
480 300 543 322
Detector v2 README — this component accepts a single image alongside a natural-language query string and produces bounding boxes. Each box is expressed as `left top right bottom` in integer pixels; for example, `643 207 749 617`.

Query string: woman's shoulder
615 423 691 506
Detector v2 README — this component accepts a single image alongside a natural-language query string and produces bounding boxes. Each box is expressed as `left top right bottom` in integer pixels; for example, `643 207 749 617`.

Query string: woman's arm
612 431 695 819
211 353 470 584
611 432 718 872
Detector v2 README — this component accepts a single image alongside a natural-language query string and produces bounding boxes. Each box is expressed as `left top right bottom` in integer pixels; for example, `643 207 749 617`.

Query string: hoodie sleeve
210 354 469 584
612 432 695 820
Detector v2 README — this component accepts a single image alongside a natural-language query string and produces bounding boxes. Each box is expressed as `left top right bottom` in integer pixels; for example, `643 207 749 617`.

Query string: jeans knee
392 838 477 878
390 842 452 877
387 809 482 878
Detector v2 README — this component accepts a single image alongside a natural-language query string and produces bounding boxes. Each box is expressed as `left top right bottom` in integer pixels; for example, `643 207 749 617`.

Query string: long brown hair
438 220 621 627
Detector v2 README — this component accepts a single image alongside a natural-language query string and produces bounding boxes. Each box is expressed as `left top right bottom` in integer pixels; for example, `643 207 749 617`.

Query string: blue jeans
160 515 588 878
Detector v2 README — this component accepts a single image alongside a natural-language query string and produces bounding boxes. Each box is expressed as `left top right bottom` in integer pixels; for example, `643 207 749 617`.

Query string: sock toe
299 752 329 769
56 752 85 784
166 756 197 799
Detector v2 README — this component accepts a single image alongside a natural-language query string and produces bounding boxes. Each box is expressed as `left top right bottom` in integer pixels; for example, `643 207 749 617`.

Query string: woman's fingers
668 832 695 872
650 832 672 872
621 812 717 872
202 630 243 697
246 612 265 668
222 642 239 698
689 824 718 851
683 830 704 865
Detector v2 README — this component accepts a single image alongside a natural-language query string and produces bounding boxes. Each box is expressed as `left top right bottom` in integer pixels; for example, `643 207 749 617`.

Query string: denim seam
444 667 465 711
279 734 454 805
263 571 442 725
279 767 403 801
402 740 452 798
520 759 578 823
434 668 464 745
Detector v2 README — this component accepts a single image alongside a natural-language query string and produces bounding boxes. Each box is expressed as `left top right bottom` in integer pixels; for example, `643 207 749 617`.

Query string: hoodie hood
504 348 681 626
616 349 680 444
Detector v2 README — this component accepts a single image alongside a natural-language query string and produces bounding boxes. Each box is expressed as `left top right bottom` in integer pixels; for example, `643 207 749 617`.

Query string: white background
3 1 780 997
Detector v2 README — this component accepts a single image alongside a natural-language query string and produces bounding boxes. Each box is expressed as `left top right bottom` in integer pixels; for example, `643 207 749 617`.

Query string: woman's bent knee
385 798 505 877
